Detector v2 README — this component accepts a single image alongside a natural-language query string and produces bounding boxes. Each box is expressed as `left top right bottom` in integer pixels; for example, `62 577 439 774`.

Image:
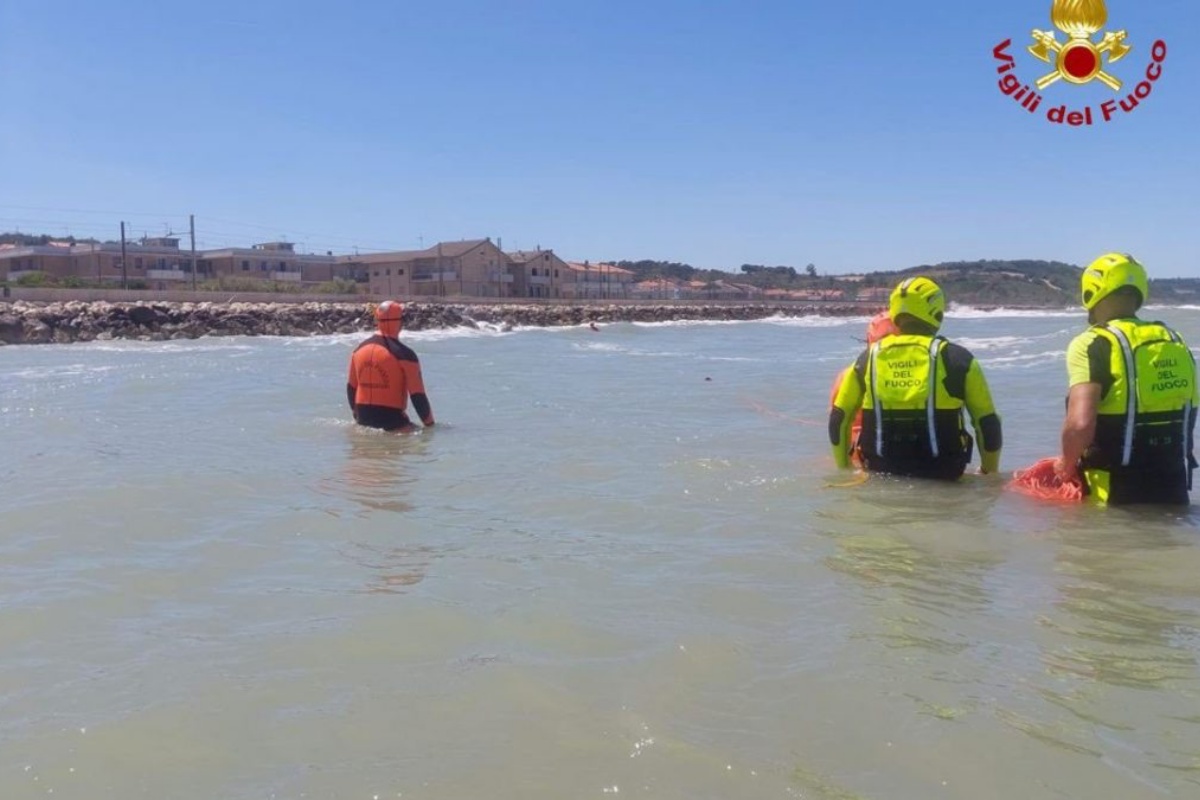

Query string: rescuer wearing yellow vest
1058 253 1198 505
829 277 1003 480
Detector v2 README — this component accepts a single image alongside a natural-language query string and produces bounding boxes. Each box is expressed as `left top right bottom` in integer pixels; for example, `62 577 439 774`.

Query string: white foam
629 317 764 329
983 350 1065 369
948 305 1078 320
4 364 122 380
574 342 627 353
762 315 866 329
954 336 1038 351
76 339 258 354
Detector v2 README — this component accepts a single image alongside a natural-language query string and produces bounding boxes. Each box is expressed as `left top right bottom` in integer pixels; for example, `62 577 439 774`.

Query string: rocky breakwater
0 300 870 345
457 302 868 328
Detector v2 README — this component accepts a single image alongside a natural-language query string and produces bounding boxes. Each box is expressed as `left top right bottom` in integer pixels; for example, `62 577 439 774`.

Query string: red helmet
374 300 403 337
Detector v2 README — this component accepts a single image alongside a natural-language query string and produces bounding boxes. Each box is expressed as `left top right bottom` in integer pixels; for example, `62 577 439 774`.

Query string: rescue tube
1007 458 1084 503
829 313 898 466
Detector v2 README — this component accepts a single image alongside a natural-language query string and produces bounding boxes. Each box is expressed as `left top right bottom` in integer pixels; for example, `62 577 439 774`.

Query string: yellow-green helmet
888 276 945 331
1080 253 1148 310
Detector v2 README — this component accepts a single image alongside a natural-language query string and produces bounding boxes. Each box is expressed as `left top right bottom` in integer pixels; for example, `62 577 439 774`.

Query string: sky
1 0 1197 275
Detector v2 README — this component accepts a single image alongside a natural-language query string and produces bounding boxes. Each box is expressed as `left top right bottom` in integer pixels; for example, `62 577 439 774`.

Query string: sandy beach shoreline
0 299 882 346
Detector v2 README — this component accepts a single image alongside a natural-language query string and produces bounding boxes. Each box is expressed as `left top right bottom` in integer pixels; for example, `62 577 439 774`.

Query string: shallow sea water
2 308 1199 799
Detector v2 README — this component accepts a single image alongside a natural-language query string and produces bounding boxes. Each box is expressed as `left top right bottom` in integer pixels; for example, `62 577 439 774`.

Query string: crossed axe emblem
1028 29 1131 90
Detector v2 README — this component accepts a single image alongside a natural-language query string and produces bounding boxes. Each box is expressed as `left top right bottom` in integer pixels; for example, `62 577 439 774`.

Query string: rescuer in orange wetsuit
347 301 435 432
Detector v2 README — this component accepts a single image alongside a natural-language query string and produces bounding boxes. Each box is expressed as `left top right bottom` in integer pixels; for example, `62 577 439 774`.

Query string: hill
857 259 1082 307
616 258 1084 306
615 257 1200 307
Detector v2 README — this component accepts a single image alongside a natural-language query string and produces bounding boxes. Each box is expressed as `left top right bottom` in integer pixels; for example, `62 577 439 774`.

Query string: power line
2 212 421 254
0 203 189 220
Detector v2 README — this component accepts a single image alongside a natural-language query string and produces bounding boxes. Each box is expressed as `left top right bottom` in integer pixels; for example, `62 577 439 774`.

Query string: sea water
2 308 1199 800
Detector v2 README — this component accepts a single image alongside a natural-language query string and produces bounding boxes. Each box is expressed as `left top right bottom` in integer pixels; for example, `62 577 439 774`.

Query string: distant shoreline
0 299 901 346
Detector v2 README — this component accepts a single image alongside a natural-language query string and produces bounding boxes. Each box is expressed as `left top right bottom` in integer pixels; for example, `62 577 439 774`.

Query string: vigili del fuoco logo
993 0 1167 126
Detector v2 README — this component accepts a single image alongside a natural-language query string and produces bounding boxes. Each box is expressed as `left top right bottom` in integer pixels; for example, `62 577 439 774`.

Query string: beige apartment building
198 242 342 285
0 238 200 287
633 277 686 300
359 239 512 298
507 249 571 298
563 262 635 299
0 238 350 288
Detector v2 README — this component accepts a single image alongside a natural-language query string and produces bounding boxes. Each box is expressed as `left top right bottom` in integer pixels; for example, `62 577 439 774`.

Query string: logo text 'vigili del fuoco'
993 0 1167 126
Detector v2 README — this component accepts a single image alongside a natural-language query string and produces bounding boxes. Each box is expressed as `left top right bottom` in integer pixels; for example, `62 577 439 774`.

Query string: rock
0 298 876 346
23 321 52 344
0 313 22 344
127 305 162 326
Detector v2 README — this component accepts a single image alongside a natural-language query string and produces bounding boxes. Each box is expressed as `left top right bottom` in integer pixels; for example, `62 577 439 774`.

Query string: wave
954 335 1042 351
4 364 123 380
761 314 865 329
76 339 258 354
982 350 1065 369
949 306 1079 319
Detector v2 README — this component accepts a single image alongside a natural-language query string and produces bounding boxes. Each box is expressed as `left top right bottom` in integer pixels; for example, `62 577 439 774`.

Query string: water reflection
819 480 1200 791
816 478 1013 728
971 508 1200 792
1042 513 1200 689
820 477 1004 633
340 540 440 595
323 430 441 594
1017 514 1200 783
333 429 429 516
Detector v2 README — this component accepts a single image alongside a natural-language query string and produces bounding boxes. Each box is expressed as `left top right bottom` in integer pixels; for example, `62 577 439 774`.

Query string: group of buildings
0 236 853 302
0 236 636 299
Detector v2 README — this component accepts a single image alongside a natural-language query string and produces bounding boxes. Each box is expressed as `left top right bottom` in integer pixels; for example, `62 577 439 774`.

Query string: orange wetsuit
347 335 434 431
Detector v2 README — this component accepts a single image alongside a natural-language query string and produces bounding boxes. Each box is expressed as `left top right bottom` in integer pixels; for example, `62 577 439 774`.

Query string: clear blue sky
1 0 1196 275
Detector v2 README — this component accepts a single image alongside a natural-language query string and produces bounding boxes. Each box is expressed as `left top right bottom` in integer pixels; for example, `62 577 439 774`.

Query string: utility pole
120 221 128 289
437 242 444 298
189 214 197 291
497 236 502 298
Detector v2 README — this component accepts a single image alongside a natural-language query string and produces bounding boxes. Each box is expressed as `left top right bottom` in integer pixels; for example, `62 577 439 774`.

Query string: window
398 269 404 275
260 261 268 271
531 267 538 276
374 270 380 277
135 258 143 268
241 260 250 270
386 269 391 275
554 269 559 278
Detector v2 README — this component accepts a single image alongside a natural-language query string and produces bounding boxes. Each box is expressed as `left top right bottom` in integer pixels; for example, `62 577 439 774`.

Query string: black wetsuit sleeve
943 342 1003 454
346 383 356 411
411 393 433 425
1087 335 1115 398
